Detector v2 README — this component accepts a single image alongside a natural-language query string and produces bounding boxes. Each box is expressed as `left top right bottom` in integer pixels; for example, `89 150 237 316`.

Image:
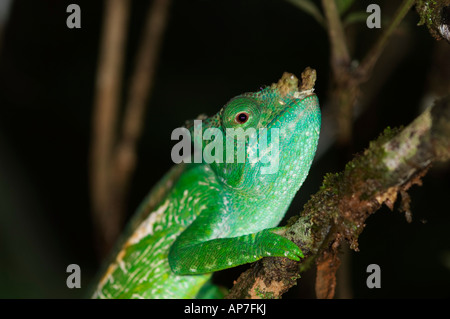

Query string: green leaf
285 0 325 28
336 0 356 15
343 10 368 27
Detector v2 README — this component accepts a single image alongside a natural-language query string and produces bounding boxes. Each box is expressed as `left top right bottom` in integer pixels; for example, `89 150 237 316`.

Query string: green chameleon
92 69 321 299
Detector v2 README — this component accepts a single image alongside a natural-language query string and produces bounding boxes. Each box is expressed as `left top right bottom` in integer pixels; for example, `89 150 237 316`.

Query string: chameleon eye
222 97 261 129
235 112 249 124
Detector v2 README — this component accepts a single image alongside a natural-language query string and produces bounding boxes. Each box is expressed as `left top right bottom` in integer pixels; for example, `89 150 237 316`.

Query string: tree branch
321 0 351 74
322 0 416 145
416 0 450 43
90 0 171 257
90 0 130 257
109 0 172 253
226 95 450 299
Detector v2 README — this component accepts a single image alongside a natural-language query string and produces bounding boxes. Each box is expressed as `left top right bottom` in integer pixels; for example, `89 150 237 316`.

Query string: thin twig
90 0 130 257
358 0 416 80
110 0 172 245
321 0 353 145
322 0 416 144
321 0 351 73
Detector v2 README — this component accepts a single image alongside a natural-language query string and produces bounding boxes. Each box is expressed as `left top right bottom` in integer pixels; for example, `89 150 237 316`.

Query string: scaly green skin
92 72 321 299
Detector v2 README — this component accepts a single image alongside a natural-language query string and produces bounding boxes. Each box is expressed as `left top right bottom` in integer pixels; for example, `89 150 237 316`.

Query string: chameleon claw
287 253 301 262
286 246 303 261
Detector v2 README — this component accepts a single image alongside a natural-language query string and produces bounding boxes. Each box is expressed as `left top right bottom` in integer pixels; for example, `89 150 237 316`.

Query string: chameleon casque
92 68 321 299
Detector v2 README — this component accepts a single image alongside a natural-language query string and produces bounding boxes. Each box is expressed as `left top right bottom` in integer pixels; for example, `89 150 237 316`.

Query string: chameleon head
188 69 321 197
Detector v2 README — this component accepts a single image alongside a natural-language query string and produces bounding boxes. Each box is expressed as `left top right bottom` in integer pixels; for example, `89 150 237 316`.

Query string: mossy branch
226 95 450 299
416 0 450 42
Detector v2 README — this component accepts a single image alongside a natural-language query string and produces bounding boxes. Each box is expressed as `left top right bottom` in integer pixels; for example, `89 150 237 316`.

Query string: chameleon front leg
169 226 303 275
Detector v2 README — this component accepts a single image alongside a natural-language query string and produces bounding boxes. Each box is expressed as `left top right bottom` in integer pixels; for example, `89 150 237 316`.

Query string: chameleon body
92 71 321 299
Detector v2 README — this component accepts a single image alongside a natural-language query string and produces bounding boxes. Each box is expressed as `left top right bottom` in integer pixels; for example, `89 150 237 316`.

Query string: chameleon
92 68 321 299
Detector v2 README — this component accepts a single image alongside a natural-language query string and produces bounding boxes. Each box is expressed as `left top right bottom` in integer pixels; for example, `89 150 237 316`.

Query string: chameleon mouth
266 67 319 133
266 93 320 134
292 93 320 125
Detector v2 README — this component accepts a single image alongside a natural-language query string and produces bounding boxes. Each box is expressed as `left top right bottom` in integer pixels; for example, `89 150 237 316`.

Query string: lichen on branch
416 0 450 42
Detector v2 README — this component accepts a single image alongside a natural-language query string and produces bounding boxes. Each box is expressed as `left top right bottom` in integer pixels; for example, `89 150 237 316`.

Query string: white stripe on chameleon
97 249 126 289
127 200 170 245
96 202 174 293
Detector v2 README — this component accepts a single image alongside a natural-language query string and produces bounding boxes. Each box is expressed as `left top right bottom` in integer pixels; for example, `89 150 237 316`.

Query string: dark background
0 0 449 298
